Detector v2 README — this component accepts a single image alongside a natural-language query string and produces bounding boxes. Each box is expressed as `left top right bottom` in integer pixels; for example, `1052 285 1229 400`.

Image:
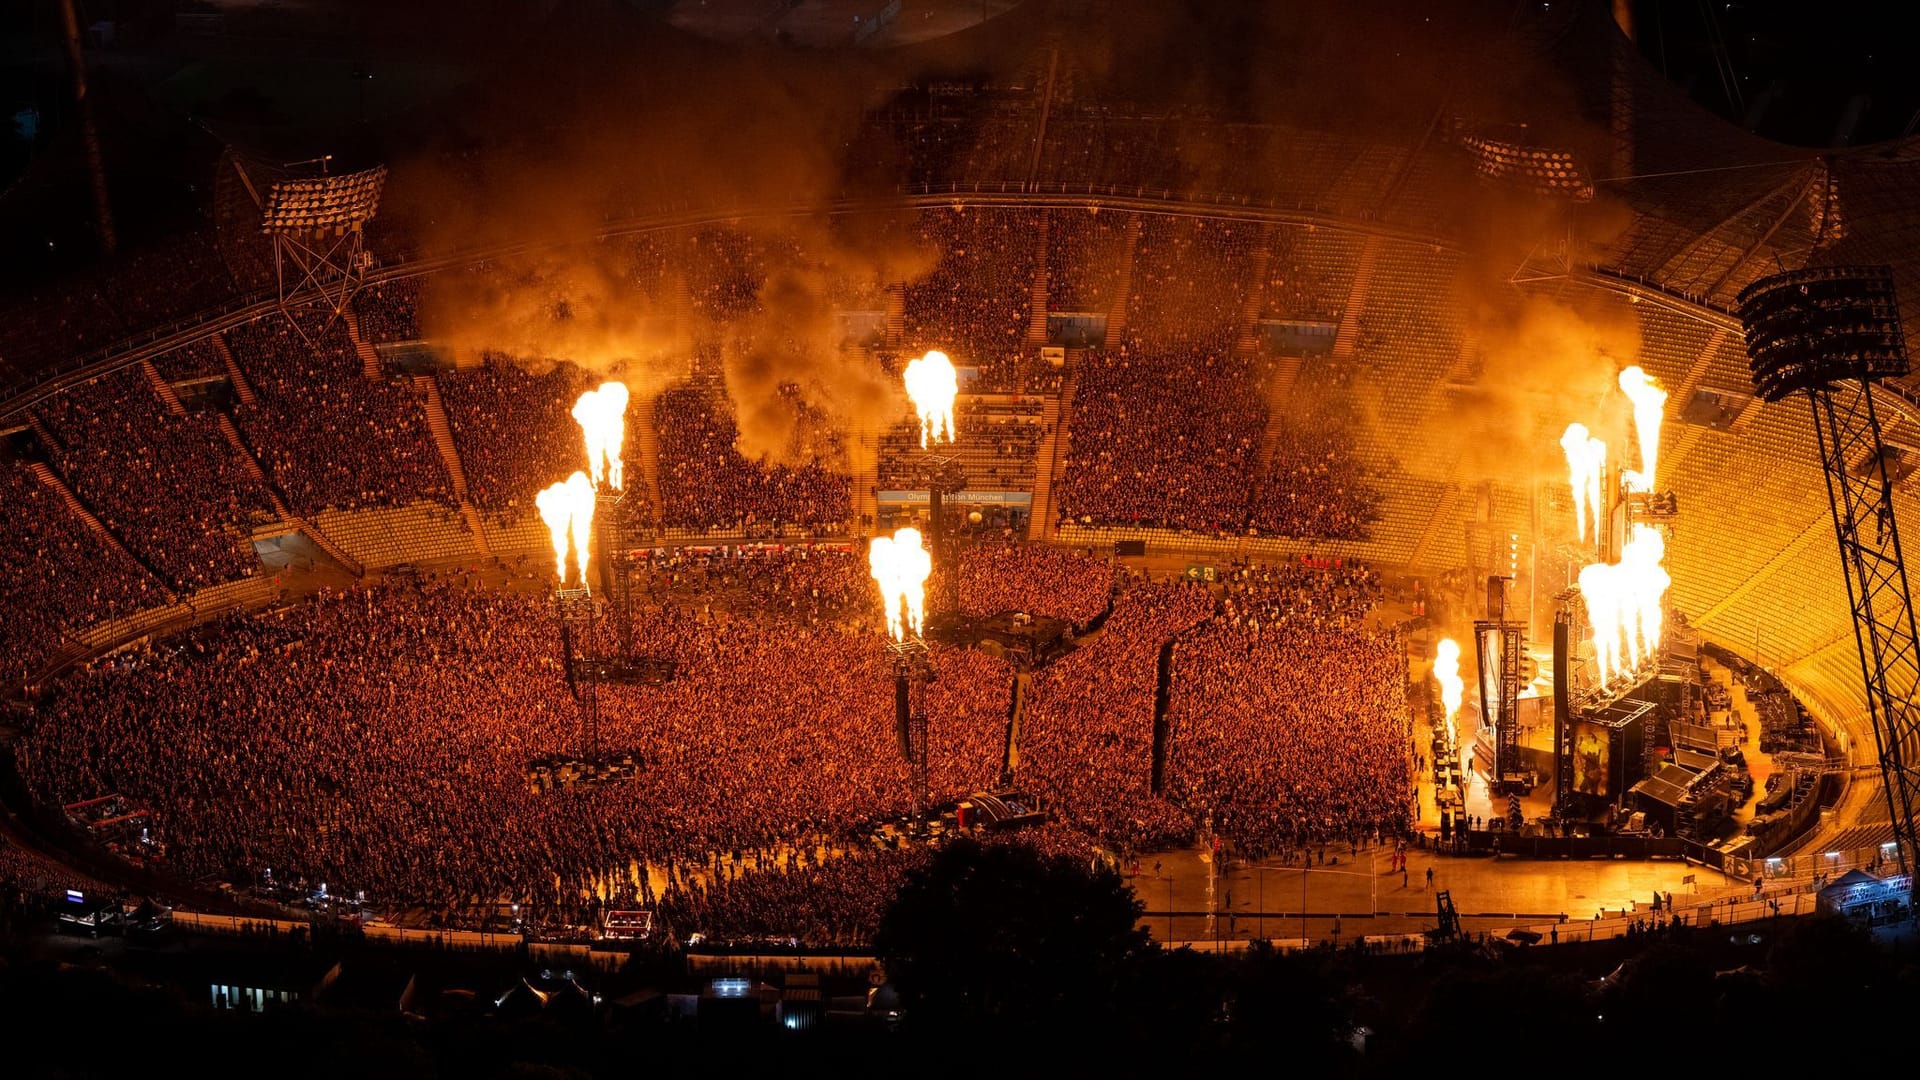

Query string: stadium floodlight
1460 132 1594 201
261 165 388 342
261 167 386 233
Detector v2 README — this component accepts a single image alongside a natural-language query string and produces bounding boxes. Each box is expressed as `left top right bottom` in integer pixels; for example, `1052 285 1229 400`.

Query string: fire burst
1567 367 1673 686
902 350 958 449
1579 524 1671 685
868 527 932 642
1433 638 1464 750
1617 365 1667 493
535 470 597 589
1559 422 1607 544
571 381 630 491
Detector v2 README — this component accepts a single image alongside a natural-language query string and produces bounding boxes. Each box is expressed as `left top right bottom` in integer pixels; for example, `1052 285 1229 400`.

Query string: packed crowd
655 384 851 533
16 574 1013 929
227 314 451 515
0 461 166 690
8 540 1432 942
1054 346 1267 532
440 358 591 525
1046 209 1131 314
352 280 421 343
1167 621 1412 856
1124 216 1261 349
1017 579 1216 853
1262 227 1360 324
625 544 873 625
0 233 239 377
1246 415 1381 541
1218 557 1383 629
35 367 273 590
651 820 1097 947
955 543 1114 627
902 208 1037 386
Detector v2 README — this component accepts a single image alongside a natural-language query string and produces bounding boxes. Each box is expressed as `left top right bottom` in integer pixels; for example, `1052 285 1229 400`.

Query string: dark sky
1626 0 1920 147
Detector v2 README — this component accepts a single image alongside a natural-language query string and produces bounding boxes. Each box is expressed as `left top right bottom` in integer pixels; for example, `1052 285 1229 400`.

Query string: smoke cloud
382 12 947 467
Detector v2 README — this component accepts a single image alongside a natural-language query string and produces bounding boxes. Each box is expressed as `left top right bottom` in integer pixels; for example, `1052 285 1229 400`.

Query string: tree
873 838 1153 1034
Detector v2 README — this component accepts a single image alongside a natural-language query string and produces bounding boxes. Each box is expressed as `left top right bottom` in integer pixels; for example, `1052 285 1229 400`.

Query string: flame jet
902 350 958 449
868 527 932 642
1618 366 1668 493
1559 422 1608 543
535 470 599 589
535 481 573 584
572 381 630 491
1433 638 1465 750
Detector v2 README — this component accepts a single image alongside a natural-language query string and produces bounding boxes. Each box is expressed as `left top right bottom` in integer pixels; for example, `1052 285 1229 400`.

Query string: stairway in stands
414 374 493 557
674 269 695 344
342 308 384 380
1658 326 1733 478
1102 215 1143 348
885 282 906 348
139 359 188 416
1330 234 1383 360
853 429 880 535
213 412 365 576
25 412 60 454
210 331 259 406
25 460 173 598
633 392 666 530
1253 357 1303 478
1026 361 1079 541
1233 223 1278 358
1027 210 1052 346
1406 482 1462 569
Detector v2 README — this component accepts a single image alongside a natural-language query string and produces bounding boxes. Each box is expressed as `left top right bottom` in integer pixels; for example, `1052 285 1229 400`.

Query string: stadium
2 0 1918 1058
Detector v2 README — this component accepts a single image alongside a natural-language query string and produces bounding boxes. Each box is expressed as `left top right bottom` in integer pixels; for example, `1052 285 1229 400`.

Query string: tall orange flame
1559 422 1607 543
571 381 630 491
534 470 598 589
868 527 932 641
1433 638 1464 750
1618 366 1667 493
902 350 958 449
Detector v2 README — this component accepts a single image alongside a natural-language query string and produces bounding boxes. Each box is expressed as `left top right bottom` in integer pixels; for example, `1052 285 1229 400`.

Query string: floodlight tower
1738 266 1920 894
260 164 386 338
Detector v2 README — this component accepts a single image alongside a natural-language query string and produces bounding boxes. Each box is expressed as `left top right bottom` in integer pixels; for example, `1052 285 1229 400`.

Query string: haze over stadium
1 0 1918 1067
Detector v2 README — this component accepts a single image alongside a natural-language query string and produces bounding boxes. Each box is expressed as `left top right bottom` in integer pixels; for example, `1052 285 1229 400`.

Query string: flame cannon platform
888 638 935 836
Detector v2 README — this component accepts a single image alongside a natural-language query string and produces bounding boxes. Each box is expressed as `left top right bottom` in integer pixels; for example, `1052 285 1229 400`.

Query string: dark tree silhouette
873 838 1153 1032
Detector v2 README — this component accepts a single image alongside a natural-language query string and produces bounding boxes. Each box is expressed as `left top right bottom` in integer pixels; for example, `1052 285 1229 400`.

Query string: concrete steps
1330 235 1383 360
210 331 258 406
213 411 364 576
1027 366 1078 540
413 374 492 557
1443 330 1480 385
1233 223 1278 358
139 358 188 416
1103 215 1142 348
1027 210 1052 346
633 392 665 531
1406 483 1462 569
25 412 60 453
885 282 906 348
1253 356 1304 477
853 430 880 534
342 308 383 380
